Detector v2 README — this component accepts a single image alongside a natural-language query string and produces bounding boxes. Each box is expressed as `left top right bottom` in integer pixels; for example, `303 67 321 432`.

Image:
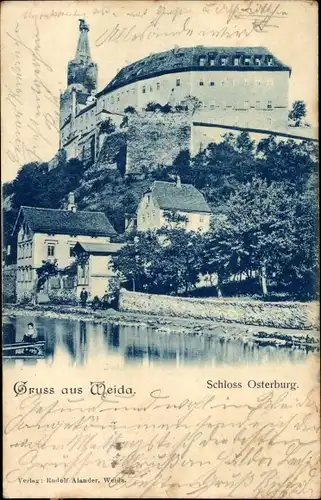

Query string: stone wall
119 290 318 330
3 265 17 303
126 113 191 175
96 131 127 174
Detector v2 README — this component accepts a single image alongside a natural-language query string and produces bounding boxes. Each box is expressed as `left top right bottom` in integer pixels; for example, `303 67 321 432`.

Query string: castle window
256 80 261 86
234 57 240 66
142 86 146 94
199 79 204 86
156 82 160 90
199 215 204 223
69 246 74 257
244 57 251 66
267 100 272 109
199 57 206 66
209 81 215 86
149 85 153 92
254 57 261 66
209 58 215 66
267 56 273 66
176 78 181 87
209 101 215 110
221 57 228 66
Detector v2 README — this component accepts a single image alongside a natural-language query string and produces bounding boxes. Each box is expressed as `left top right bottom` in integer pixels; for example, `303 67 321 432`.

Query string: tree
236 131 255 154
229 179 296 295
203 215 236 297
156 225 206 294
112 231 161 292
145 101 162 112
124 106 136 114
288 100 307 127
99 118 116 135
179 95 202 115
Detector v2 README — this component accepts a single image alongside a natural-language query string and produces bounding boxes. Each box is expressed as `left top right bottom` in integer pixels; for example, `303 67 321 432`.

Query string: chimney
176 175 182 189
67 192 77 212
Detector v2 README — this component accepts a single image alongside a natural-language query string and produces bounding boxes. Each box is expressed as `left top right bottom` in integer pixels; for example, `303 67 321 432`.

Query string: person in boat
23 322 38 343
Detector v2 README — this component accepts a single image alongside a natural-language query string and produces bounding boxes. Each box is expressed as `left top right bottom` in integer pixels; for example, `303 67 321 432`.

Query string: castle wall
97 69 289 129
126 113 191 175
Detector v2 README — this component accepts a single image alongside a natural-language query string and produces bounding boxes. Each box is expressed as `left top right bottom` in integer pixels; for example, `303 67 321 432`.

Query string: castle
56 19 293 174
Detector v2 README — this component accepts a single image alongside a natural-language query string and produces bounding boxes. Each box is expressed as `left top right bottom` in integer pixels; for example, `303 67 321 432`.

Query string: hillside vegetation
3 131 318 299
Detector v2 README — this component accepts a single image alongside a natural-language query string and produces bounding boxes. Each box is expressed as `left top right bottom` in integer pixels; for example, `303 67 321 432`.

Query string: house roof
12 206 117 237
97 46 291 96
73 242 124 254
149 181 211 214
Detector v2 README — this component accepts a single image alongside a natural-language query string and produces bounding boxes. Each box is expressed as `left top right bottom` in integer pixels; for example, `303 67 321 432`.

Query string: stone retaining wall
119 290 318 330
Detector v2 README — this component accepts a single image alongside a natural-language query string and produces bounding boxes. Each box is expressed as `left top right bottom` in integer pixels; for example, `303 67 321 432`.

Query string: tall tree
288 100 307 126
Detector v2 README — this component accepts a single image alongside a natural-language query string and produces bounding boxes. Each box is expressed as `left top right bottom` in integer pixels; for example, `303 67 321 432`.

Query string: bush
124 106 136 114
99 118 116 135
145 102 163 112
17 291 33 305
48 288 77 305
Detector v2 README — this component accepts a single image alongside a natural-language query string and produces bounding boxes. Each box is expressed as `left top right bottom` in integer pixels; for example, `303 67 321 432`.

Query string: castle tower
60 19 98 130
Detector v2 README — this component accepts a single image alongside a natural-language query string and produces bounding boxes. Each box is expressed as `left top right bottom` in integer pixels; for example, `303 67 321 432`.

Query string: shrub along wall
119 290 318 330
3 265 17 303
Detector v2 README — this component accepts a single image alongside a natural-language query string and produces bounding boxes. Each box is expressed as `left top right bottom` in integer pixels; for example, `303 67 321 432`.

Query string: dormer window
199 57 206 66
254 57 261 66
234 57 240 66
221 57 228 66
244 57 251 66
267 56 273 66
209 58 215 66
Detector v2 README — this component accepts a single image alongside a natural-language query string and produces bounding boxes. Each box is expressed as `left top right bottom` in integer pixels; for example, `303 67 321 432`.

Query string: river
3 314 314 369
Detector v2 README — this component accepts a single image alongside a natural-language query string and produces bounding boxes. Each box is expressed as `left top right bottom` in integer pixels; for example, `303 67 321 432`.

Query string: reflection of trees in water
103 323 120 348
3 322 16 345
62 320 77 361
125 345 145 360
78 321 88 366
3 317 312 367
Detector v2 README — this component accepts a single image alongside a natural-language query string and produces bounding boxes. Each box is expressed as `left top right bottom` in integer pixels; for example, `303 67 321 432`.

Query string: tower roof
75 19 91 61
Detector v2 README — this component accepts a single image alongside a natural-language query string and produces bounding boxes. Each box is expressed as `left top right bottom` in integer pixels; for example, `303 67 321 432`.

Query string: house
12 193 117 300
136 178 212 232
73 242 124 298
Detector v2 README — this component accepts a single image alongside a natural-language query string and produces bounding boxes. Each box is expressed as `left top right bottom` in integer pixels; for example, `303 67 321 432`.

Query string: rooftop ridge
21 205 106 215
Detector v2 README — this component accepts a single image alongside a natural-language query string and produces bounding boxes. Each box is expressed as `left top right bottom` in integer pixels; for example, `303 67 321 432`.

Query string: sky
1 0 318 182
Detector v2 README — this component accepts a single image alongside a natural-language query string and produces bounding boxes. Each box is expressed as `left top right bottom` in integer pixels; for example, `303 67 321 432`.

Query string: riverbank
3 303 320 351
119 290 319 330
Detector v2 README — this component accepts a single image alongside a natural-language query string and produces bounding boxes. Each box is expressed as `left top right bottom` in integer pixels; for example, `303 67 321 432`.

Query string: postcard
2 0 320 498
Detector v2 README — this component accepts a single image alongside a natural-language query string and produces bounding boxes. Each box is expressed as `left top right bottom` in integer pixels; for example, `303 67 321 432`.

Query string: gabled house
136 177 212 233
73 242 124 298
11 194 117 299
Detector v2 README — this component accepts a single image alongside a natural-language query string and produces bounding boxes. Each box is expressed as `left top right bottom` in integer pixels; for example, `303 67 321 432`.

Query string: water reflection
2 315 316 369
